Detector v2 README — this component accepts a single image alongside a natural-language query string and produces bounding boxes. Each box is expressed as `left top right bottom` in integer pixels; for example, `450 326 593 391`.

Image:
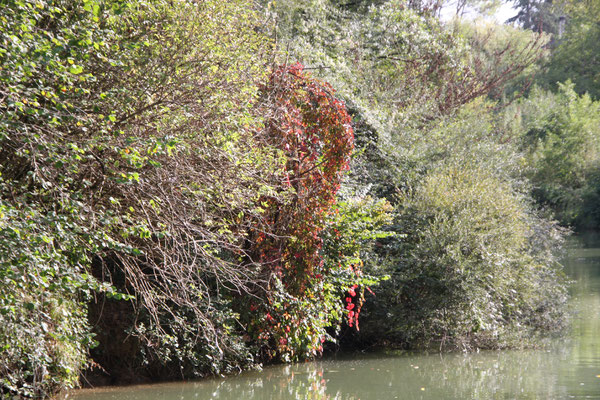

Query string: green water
62 236 600 400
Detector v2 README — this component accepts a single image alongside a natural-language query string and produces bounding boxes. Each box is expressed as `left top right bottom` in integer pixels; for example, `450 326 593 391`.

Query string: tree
0 0 276 394
507 82 600 227
507 0 560 34
537 0 600 98
264 0 567 351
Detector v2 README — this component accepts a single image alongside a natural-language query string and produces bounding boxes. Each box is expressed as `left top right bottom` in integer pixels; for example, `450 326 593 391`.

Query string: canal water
62 236 600 399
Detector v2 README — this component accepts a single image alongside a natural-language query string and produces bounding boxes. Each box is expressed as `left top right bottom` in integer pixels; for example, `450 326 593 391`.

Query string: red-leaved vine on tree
254 63 354 289
245 63 359 359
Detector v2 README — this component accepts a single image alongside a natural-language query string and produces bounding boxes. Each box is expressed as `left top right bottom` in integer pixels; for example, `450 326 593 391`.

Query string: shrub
360 167 568 349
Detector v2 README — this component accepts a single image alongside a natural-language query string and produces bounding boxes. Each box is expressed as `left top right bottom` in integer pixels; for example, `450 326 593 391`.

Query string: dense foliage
241 63 388 362
361 165 567 348
506 83 600 228
265 0 567 350
3 0 592 397
0 0 302 395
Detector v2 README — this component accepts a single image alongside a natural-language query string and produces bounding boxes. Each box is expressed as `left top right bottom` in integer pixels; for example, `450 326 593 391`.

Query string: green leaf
69 65 83 74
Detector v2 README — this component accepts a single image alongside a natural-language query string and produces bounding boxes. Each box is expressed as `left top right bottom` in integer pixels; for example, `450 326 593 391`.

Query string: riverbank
59 235 600 400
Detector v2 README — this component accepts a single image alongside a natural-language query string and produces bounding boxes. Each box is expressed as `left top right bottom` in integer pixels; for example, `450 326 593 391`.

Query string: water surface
63 236 600 399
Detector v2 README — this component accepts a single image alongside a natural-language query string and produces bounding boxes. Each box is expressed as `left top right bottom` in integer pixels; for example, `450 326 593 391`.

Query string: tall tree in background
538 0 600 98
507 0 559 34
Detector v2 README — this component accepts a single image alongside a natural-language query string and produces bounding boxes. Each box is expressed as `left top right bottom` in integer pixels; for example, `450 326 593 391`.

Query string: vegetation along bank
3 0 598 397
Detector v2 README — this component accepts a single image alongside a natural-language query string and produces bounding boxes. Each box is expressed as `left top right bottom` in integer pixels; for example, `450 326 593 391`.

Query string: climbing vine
244 63 372 360
259 63 354 288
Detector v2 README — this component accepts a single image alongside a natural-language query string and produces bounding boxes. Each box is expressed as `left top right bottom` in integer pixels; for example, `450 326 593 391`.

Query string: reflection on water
63 236 600 400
